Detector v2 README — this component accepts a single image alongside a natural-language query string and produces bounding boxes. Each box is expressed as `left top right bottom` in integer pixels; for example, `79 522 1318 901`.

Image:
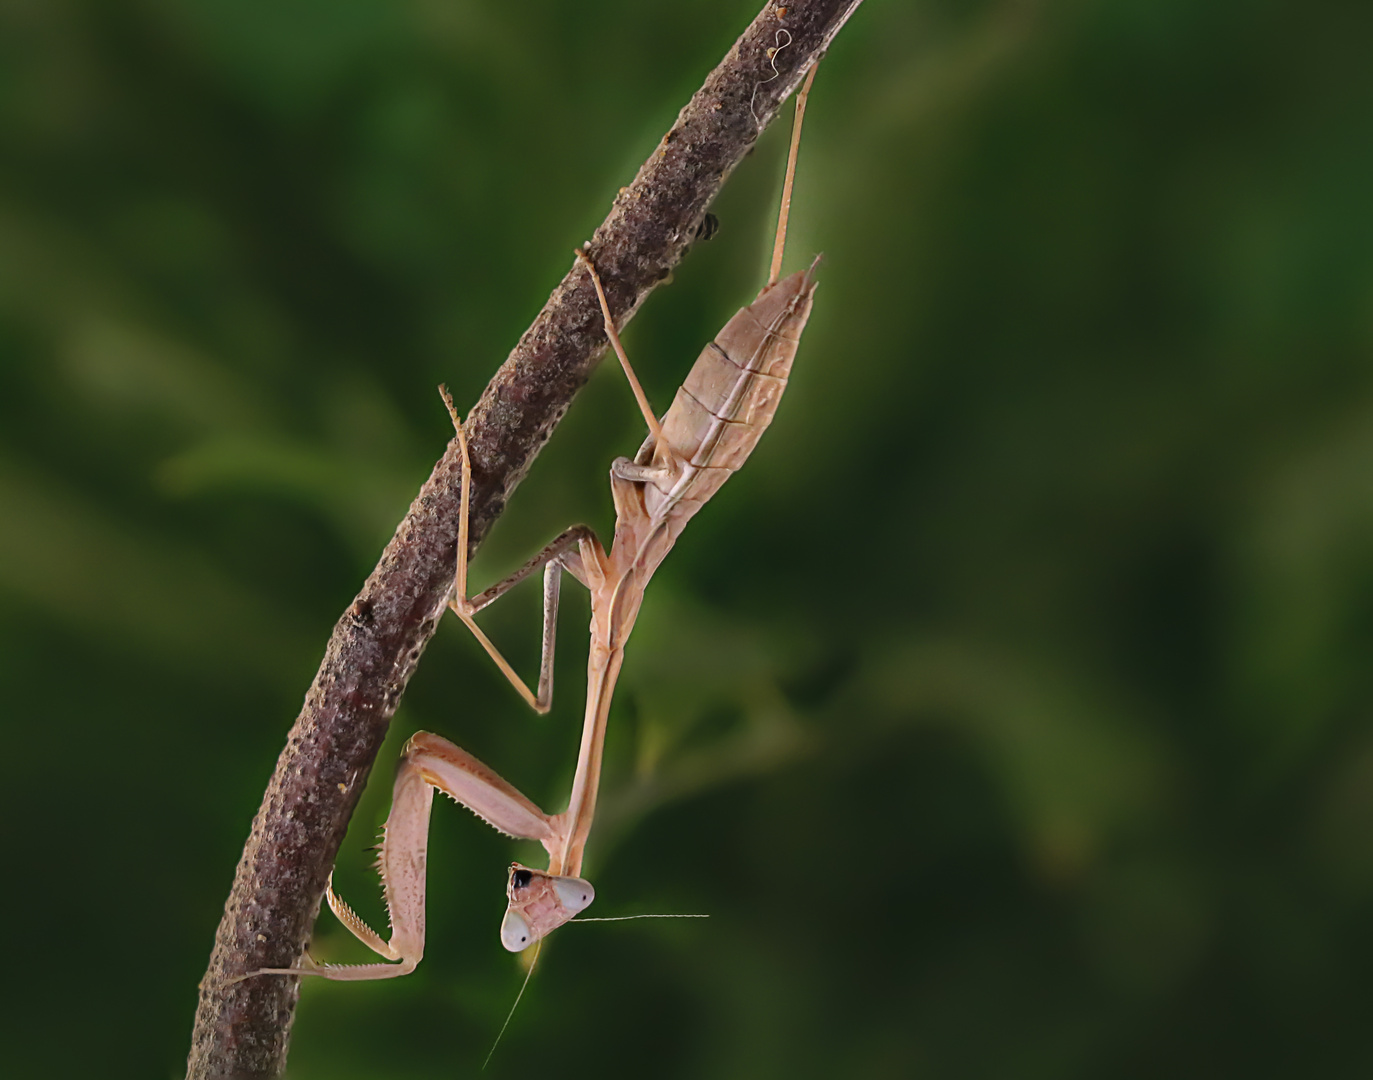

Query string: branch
185 2 863 1076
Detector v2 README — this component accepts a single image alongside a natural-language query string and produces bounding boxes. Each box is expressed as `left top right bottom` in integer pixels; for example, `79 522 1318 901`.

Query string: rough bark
186 2 864 1076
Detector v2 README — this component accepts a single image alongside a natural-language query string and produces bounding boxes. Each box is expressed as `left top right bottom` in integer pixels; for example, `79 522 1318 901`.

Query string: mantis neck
555 637 625 878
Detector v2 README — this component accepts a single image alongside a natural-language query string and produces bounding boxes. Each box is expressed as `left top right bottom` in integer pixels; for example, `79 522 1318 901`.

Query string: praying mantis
248 64 821 982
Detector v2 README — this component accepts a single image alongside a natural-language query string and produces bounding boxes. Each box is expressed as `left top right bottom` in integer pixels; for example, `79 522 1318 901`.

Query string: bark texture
186 2 863 1076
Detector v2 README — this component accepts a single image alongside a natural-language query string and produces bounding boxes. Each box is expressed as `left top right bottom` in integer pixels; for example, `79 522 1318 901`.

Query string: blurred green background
4 0 1373 1076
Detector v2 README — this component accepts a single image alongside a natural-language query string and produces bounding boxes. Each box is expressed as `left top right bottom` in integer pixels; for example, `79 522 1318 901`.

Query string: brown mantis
248 64 821 982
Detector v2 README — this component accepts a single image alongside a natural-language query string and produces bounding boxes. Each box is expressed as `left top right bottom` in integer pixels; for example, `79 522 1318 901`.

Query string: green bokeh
3 1 1373 1076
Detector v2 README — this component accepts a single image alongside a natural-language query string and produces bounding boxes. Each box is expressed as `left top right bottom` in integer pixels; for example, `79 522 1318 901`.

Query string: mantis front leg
245 732 595 980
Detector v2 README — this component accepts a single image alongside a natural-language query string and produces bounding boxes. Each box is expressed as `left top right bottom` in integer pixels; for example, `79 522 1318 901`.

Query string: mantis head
499 863 595 952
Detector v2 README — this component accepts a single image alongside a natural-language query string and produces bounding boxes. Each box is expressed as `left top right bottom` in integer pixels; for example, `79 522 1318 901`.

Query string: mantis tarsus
248 64 821 981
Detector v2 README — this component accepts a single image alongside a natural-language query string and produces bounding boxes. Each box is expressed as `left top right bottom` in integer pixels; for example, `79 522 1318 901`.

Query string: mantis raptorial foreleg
243 727 594 979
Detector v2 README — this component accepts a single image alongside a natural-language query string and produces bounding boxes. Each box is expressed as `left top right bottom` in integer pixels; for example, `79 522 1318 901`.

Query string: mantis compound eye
500 910 533 952
553 876 595 914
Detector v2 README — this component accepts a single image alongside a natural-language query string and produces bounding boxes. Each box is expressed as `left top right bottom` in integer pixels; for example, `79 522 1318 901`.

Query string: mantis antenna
483 940 542 1071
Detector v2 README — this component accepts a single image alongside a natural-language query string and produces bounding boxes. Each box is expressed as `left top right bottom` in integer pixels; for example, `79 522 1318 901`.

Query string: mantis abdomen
642 260 819 529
